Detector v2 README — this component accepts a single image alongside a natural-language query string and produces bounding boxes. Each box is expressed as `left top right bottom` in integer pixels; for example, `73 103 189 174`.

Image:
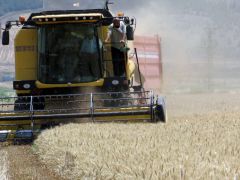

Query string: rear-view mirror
126 25 134 41
2 30 9 45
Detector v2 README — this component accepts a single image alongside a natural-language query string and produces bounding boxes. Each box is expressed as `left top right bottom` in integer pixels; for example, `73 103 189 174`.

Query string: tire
153 105 166 123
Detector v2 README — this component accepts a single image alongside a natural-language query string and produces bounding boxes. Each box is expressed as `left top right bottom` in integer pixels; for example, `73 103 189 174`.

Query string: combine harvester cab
0 0 167 142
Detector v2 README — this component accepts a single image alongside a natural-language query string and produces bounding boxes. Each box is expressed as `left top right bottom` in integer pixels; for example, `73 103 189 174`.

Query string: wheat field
0 150 9 180
34 93 240 179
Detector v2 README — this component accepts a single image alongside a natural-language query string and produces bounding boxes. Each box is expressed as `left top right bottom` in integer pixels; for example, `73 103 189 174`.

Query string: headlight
23 83 31 89
112 80 119 85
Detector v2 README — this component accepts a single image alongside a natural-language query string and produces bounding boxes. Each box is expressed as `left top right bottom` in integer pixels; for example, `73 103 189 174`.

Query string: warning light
117 12 124 17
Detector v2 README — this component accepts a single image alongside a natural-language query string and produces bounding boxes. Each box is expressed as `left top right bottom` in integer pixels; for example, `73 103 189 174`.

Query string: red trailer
133 35 163 92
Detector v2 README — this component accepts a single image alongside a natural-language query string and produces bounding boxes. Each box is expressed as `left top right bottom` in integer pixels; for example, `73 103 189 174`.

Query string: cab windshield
38 24 102 84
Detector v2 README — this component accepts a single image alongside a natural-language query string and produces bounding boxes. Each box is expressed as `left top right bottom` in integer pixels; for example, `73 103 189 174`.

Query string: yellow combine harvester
0 0 166 142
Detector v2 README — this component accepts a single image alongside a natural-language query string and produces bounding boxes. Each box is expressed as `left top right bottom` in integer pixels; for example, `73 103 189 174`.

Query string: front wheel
152 96 167 123
153 105 167 123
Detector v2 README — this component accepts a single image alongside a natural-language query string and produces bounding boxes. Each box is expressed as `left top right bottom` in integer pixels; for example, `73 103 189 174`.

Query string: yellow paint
36 79 104 88
35 20 99 25
32 13 103 25
126 60 135 80
94 115 150 121
16 90 31 94
15 29 37 81
95 106 150 112
32 13 103 19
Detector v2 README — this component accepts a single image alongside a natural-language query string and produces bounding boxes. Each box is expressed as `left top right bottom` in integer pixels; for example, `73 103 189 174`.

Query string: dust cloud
1 0 240 93
112 0 240 93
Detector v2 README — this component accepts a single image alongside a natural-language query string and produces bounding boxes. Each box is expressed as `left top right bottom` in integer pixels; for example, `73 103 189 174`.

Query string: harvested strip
0 149 9 180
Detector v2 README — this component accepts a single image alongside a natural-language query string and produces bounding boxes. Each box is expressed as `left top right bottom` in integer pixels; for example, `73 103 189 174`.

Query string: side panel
15 29 37 81
133 35 163 92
